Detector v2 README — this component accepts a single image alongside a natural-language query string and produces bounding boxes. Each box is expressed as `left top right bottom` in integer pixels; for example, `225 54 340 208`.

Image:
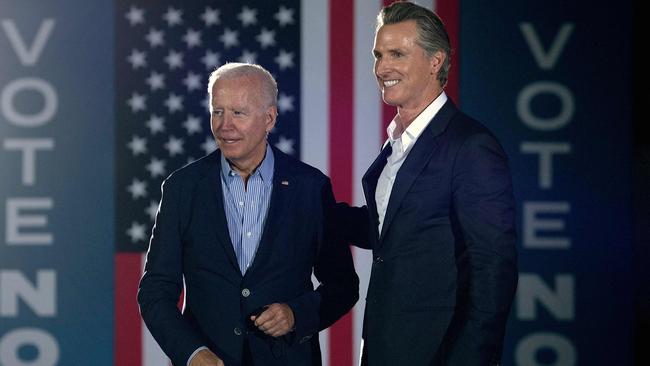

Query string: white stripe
300 0 330 175
319 316 331 366
141 254 171 366
303 1 331 364
352 0 382 364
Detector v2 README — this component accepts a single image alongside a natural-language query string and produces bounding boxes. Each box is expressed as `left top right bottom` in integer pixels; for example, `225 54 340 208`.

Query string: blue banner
0 1 114 365
460 1 634 365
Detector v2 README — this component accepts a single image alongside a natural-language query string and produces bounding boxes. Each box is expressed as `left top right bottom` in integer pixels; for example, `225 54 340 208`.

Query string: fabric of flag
114 1 453 365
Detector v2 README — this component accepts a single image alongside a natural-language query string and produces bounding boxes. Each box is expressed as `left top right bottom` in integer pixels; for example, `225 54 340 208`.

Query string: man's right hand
189 349 224 366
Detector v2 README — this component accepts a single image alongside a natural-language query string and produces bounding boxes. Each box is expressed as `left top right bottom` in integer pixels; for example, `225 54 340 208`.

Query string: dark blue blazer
138 147 358 366
344 100 517 365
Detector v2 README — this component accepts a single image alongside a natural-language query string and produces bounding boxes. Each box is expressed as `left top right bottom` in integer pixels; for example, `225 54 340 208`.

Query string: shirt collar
220 143 275 185
385 91 448 152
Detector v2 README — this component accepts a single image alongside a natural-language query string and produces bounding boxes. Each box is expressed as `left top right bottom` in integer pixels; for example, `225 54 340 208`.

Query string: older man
138 63 358 366
339 2 518 365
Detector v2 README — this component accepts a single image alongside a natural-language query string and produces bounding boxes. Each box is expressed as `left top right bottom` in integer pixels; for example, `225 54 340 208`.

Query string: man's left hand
251 303 295 337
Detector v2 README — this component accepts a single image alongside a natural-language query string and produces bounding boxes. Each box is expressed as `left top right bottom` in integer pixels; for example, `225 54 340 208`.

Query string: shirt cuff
187 346 208 366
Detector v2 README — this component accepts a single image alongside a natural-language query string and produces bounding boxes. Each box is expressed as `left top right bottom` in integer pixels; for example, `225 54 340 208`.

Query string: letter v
519 23 574 70
1 19 56 66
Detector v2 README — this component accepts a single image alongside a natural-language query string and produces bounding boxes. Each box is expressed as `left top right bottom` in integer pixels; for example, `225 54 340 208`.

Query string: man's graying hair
377 1 451 87
207 62 278 111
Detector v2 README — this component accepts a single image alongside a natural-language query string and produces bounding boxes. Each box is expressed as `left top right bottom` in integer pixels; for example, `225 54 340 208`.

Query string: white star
275 49 295 70
163 7 182 27
126 221 146 242
201 50 220 70
164 136 184 156
145 201 159 221
220 28 239 49
146 157 166 178
201 7 220 27
146 71 165 91
203 95 212 113
238 6 257 27
183 115 202 135
146 115 165 134
127 49 146 69
127 93 146 112
183 29 202 48
275 136 294 155
275 6 295 27
127 178 147 199
127 135 147 155
238 50 257 64
277 93 295 114
201 136 218 155
256 28 276 49
145 28 164 47
164 93 184 113
183 72 202 92
125 6 144 26
164 50 183 70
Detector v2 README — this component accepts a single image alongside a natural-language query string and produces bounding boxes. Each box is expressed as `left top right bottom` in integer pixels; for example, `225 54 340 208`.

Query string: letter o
515 332 576 366
1 78 58 127
517 81 574 131
0 328 59 366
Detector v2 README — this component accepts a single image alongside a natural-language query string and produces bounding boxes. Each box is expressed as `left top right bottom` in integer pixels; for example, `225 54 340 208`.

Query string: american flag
114 1 458 365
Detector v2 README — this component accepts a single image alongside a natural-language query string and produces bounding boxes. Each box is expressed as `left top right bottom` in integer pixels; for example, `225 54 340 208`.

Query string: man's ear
265 105 278 133
430 50 445 75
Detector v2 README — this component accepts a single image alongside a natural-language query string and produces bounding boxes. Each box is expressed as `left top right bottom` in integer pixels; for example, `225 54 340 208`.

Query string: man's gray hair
377 1 451 87
207 62 278 110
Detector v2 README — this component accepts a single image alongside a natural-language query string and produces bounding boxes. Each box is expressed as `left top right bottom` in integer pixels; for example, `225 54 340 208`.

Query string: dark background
633 0 649 364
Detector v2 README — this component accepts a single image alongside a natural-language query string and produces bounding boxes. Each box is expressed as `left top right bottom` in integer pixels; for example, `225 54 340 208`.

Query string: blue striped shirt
220 145 274 275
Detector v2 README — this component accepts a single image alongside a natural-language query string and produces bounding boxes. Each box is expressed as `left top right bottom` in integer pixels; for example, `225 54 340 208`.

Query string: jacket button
374 256 383 263
234 327 242 336
241 288 251 297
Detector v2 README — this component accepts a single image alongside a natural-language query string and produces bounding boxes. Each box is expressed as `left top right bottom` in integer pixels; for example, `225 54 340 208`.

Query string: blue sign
460 1 634 365
0 1 114 365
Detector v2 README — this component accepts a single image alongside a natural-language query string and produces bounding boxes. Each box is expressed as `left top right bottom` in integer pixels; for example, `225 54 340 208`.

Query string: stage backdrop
0 1 633 365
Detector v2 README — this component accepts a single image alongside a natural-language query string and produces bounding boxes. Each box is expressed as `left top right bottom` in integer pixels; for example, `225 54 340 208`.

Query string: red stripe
115 253 143 366
328 0 354 364
437 0 460 103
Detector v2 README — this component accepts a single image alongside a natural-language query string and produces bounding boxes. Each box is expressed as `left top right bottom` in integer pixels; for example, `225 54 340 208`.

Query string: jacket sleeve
335 202 372 249
316 179 360 329
137 177 206 366
444 132 518 365
286 178 360 342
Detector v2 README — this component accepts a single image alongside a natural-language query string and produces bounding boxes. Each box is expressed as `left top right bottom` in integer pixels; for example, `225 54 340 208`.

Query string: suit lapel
245 147 295 276
362 144 392 247
198 151 241 272
379 100 458 243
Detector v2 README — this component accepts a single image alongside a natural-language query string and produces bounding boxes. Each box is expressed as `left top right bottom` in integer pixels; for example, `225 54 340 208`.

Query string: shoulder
273 147 328 185
163 150 219 188
444 110 506 152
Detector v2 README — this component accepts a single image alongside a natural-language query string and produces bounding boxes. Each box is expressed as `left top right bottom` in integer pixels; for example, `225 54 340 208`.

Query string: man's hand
189 349 224 366
251 303 295 337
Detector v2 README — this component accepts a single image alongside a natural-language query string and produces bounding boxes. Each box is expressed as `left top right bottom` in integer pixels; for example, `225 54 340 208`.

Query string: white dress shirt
375 92 448 234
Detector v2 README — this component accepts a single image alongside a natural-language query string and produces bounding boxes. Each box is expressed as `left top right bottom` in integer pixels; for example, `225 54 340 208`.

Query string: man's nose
220 113 234 129
375 58 388 77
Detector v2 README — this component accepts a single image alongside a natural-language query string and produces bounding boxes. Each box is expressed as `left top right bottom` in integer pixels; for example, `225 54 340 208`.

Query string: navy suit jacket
343 100 517 365
138 147 359 366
